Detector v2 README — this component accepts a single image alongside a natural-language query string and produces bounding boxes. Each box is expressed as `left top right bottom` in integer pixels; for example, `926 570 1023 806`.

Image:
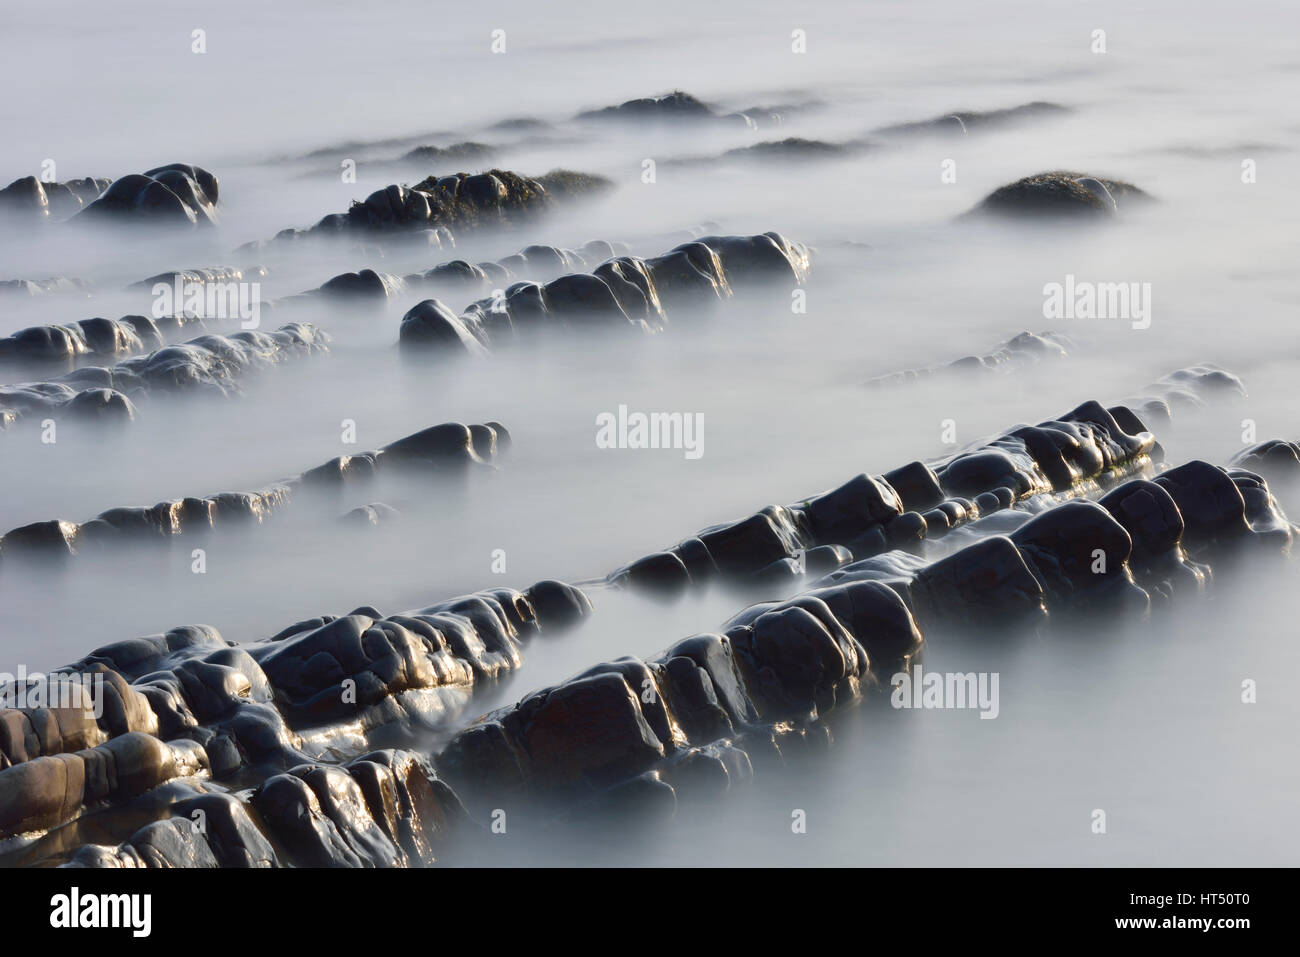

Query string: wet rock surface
605 397 1158 595
0 578 589 864
74 164 219 227
247 167 606 251
7 375 1292 867
0 323 328 431
0 175 110 222
398 232 812 355
0 421 509 561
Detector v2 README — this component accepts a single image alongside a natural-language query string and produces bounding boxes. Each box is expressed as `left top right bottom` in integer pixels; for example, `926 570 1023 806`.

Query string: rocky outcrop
966 170 1151 218
438 579 917 812
247 168 600 250
0 316 162 368
410 240 632 297
11 408 1293 865
398 232 812 355
1230 439 1300 490
440 448 1293 817
0 579 590 864
606 399 1158 595
0 323 328 431
0 175 109 221
74 164 219 227
0 421 509 560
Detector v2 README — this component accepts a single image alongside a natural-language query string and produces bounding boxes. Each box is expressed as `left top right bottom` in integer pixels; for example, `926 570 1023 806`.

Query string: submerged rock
966 170 1150 219
0 323 328 431
0 421 509 560
867 331 1075 387
608 399 1157 595
253 168 603 251
0 175 109 221
876 101 1069 137
75 164 219 227
398 232 812 356
0 578 590 863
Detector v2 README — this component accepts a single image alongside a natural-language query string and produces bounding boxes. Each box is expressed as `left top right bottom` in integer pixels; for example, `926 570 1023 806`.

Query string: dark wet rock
1008 500 1141 605
75 164 218 227
20 429 1296 864
145 163 219 206
966 170 1150 219
0 574 586 864
2 420 507 560
0 381 138 431
318 268 406 300
248 167 599 251
0 315 160 369
0 175 50 218
0 175 110 221
1100 480 1185 559
524 580 594 632
1230 439 1300 489
910 535 1047 626
123 323 327 394
400 232 811 356
15 375 1293 865
0 323 328 431
608 399 1155 597
937 401 1155 498
252 750 465 867
0 731 207 840
358 171 541 231
399 298 489 352
58 748 461 868
63 790 276 868
1152 462 1245 541
437 581 913 810
1098 479 1207 598
406 239 630 300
